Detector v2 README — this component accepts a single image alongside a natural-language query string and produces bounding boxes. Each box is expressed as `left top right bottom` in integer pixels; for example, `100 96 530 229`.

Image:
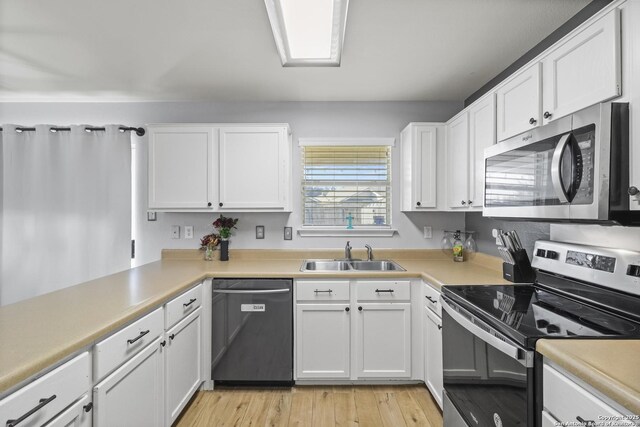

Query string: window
302 144 392 227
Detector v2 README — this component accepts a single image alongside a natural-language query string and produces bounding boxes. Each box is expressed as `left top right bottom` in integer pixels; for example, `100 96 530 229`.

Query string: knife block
502 249 536 283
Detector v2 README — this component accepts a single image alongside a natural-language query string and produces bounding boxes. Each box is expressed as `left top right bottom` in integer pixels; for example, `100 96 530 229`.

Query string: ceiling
0 0 591 102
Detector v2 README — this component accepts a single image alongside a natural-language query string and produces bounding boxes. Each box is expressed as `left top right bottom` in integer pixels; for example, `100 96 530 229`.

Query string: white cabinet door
218 126 290 210
44 395 91 427
424 307 443 409
468 94 496 208
165 309 202 425
496 64 542 141
400 124 442 211
542 9 621 124
296 304 351 379
446 112 470 209
148 126 215 210
93 339 164 427
356 303 411 378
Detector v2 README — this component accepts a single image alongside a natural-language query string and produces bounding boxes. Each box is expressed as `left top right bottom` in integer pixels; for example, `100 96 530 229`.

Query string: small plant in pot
200 233 220 261
213 215 238 261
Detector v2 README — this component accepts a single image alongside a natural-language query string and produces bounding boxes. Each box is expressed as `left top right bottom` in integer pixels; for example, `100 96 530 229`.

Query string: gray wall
1 101 464 266
465 212 551 259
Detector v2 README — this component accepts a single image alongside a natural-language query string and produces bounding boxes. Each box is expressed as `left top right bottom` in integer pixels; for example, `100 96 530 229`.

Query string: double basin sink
301 259 406 272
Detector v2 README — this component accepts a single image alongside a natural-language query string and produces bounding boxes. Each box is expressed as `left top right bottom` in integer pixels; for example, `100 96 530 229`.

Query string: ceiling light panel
265 0 349 67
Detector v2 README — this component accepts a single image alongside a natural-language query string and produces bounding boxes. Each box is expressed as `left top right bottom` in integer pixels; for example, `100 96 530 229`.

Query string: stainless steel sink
350 260 405 271
300 259 405 272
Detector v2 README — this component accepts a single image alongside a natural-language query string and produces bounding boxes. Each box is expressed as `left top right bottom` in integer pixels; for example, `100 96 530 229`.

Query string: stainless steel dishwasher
211 279 293 386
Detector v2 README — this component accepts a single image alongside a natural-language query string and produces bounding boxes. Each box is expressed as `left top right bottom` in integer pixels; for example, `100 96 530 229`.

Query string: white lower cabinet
295 304 351 379
165 309 202 425
0 353 91 427
543 361 637 426
44 394 92 427
424 306 443 409
93 339 165 427
356 303 411 378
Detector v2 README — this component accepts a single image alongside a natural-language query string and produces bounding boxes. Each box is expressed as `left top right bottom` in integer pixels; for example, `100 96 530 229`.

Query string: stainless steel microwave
483 102 640 225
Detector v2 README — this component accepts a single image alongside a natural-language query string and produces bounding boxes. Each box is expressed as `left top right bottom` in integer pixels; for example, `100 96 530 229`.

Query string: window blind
302 145 391 226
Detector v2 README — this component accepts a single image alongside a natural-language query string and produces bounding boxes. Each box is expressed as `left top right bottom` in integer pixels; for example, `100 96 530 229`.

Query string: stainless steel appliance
441 240 640 426
211 279 293 386
483 102 639 225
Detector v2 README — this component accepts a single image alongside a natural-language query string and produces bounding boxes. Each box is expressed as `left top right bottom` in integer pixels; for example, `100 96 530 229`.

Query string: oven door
441 296 534 427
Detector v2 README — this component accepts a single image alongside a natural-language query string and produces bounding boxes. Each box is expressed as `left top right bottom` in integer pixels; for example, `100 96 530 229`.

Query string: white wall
1 101 464 266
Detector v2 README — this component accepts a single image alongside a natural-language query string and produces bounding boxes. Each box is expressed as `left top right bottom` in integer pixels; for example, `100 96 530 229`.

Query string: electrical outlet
423 226 433 239
147 211 157 221
171 225 180 239
284 227 293 240
256 225 265 239
184 226 194 239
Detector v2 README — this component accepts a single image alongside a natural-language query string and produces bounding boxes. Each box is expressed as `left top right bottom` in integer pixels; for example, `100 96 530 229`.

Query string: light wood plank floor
175 385 442 427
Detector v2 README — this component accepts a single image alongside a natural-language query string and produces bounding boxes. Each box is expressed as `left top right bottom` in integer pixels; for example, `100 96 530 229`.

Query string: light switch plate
147 211 157 221
171 225 180 239
184 226 194 239
284 227 293 240
256 225 265 239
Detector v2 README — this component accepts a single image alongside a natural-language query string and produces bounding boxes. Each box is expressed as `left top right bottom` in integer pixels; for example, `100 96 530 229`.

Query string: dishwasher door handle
213 289 291 294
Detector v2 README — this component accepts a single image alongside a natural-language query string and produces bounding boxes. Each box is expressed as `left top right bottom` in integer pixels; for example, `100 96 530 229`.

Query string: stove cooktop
442 284 640 348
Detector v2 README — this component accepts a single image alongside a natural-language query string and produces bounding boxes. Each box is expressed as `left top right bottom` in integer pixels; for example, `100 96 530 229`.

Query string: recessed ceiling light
264 0 349 67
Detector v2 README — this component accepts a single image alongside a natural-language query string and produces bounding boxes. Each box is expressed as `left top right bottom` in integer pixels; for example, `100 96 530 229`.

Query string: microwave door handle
441 297 533 368
551 133 572 204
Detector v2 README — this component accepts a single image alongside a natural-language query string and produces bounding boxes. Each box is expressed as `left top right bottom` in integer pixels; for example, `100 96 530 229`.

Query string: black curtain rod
0 126 145 136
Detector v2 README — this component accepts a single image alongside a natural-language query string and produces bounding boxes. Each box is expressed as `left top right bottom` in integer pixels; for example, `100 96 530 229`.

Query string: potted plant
200 233 220 261
212 215 238 261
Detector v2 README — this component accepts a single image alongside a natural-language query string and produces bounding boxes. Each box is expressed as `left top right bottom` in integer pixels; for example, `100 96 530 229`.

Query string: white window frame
298 137 397 237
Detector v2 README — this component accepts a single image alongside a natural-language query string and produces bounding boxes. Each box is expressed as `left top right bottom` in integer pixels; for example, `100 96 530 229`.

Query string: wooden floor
175 385 443 427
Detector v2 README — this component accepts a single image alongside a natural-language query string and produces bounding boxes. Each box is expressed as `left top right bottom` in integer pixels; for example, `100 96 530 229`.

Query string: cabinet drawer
166 283 203 329
297 280 350 302
94 307 164 380
0 352 90 427
543 364 633 425
424 282 441 316
356 281 410 301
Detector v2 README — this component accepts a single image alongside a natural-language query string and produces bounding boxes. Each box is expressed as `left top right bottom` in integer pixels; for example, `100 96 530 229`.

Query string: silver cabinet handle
425 296 437 303
183 298 197 307
529 117 537 125
576 416 595 427
314 289 333 294
461 200 466 205
544 111 552 119
213 289 290 294
375 289 394 293
441 296 533 367
6 395 57 427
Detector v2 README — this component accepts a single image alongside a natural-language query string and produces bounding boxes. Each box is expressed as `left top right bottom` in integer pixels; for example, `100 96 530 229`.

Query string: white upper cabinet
468 94 497 208
542 9 621 125
496 63 542 141
218 126 291 210
400 123 442 210
148 126 215 210
147 124 292 212
446 111 470 209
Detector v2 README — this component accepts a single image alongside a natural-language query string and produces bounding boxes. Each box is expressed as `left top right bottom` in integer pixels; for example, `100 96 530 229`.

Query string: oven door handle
441 296 534 368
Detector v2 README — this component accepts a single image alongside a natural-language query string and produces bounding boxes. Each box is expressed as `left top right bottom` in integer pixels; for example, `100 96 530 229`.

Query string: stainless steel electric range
440 240 640 427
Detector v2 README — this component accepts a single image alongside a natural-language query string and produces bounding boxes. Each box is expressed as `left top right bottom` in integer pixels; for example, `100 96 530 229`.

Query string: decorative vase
204 246 215 261
220 239 229 261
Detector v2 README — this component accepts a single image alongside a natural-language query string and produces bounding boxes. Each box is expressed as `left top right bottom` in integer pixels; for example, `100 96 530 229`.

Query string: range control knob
627 265 640 277
536 249 546 258
546 324 561 334
545 250 558 260
536 319 550 329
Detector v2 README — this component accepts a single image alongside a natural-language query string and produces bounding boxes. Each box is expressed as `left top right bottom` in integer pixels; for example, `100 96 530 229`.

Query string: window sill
297 227 398 237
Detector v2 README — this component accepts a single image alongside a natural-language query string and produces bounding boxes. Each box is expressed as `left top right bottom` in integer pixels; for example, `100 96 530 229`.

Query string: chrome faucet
365 244 373 261
345 241 352 261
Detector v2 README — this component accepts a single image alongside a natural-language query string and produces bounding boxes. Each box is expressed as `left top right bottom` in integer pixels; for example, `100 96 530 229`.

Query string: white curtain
1 124 132 306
